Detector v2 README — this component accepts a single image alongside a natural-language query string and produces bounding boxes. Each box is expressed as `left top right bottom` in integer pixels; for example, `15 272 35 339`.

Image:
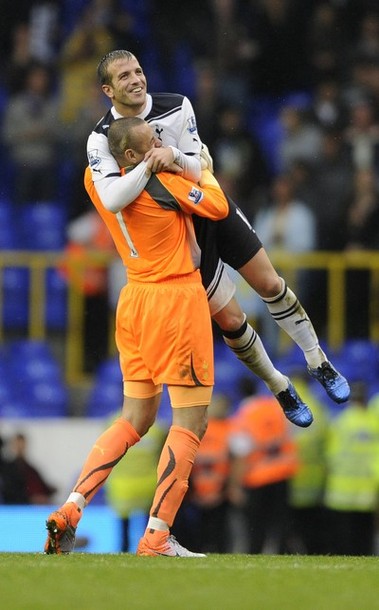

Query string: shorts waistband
128 270 201 286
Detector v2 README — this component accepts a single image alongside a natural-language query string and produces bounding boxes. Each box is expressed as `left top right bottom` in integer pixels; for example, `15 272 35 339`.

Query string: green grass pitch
1 553 379 610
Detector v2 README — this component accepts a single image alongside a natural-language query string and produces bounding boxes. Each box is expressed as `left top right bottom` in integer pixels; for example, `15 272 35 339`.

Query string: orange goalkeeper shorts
116 272 214 387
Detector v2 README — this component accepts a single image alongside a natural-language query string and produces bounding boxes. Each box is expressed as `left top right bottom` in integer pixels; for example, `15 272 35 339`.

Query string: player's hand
144 147 175 173
200 142 214 173
166 162 183 174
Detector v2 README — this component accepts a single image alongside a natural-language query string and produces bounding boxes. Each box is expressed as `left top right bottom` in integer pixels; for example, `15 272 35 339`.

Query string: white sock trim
66 492 86 510
147 517 169 532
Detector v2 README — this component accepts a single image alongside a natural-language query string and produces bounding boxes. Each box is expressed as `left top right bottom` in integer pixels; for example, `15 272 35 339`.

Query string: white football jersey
86 93 202 213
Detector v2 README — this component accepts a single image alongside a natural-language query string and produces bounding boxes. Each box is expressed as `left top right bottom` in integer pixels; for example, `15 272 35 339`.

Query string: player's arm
145 96 202 182
87 131 151 213
157 170 229 220
144 145 201 178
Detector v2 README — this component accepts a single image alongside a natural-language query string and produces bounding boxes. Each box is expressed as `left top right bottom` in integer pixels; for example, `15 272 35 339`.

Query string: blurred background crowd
2 0 379 555
1 0 379 244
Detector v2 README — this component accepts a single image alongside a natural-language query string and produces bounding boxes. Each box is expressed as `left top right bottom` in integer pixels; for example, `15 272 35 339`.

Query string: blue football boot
307 361 350 404
276 381 313 428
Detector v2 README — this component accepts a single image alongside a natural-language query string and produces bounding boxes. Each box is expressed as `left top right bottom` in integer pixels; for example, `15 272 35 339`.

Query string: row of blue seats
0 200 69 330
1 338 379 419
0 340 68 418
87 338 379 419
3 267 67 330
0 199 67 250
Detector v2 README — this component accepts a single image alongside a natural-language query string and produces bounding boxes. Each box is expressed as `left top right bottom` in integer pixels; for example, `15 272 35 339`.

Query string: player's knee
212 299 245 332
197 416 208 440
121 410 156 437
182 413 208 440
257 274 284 299
172 403 208 439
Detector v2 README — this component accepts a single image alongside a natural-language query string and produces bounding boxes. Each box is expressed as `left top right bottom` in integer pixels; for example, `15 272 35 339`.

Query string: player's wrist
169 146 182 166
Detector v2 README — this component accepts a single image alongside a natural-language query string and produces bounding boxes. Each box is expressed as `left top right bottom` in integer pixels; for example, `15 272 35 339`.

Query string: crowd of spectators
0 0 378 235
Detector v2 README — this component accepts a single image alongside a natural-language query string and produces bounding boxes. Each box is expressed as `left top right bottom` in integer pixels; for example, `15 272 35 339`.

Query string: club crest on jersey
88 149 101 169
187 116 197 133
188 187 204 205
154 126 164 141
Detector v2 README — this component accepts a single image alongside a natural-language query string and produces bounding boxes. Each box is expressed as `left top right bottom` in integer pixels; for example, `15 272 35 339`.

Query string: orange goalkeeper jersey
84 167 228 283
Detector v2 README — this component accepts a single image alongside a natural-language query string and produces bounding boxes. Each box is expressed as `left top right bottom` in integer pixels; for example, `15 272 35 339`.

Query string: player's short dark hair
108 117 145 163
97 50 136 85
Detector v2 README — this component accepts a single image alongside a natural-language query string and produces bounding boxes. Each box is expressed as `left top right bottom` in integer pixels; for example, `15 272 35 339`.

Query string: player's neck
113 99 147 118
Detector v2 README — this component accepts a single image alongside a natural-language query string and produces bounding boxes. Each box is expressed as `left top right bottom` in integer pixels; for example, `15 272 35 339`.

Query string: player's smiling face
103 57 147 115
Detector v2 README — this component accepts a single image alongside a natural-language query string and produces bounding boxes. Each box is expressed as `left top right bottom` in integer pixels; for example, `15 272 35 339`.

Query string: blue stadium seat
8 339 62 377
0 399 36 418
26 380 68 417
2 268 29 329
213 341 250 407
18 202 67 251
158 386 172 424
11 355 63 385
0 198 18 249
86 382 124 418
139 46 166 92
0 224 17 249
273 344 307 376
333 339 379 384
120 0 152 41
45 268 68 330
170 42 196 99
0 376 13 405
8 338 54 361
62 0 88 34
95 356 122 384
2 340 69 417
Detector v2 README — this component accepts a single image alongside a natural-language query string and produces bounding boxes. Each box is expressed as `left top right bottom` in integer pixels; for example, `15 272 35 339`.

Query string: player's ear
124 148 137 165
102 84 114 100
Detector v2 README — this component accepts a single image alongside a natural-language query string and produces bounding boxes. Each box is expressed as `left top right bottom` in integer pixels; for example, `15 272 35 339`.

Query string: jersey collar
111 94 152 120
137 94 152 118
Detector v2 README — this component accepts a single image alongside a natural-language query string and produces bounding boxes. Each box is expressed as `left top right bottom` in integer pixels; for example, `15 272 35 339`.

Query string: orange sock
73 418 140 504
148 425 200 529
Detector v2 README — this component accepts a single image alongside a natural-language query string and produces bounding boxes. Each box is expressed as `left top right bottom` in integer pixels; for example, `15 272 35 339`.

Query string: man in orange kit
44 117 229 557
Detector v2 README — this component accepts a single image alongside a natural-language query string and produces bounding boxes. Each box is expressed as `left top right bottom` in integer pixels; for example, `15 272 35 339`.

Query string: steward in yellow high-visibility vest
289 378 329 509
287 376 330 554
323 381 379 555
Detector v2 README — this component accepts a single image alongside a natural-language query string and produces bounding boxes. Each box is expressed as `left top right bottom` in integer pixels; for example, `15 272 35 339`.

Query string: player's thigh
207 261 236 317
116 284 152 380
118 281 214 386
215 195 262 269
238 248 282 297
140 282 214 385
